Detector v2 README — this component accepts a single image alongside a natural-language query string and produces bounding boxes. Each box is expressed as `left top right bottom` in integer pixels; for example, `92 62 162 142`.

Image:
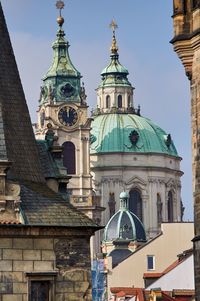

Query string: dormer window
118 95 122 108
106 95 111 108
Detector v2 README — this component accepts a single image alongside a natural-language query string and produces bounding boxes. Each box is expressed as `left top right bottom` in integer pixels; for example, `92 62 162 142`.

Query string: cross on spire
56 1 65 27
56 0 65 17
109 19 119 54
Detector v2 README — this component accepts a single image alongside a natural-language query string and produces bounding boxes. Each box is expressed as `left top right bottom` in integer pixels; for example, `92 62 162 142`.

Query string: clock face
58 106 78 127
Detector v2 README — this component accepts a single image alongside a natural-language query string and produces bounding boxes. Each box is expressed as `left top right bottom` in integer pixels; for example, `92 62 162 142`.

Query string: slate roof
0 2 99 229
0 2 44 183
37 141 59 179
20 182 98 227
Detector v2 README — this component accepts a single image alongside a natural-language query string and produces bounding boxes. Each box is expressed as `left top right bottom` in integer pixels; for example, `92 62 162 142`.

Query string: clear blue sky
1 1 192 220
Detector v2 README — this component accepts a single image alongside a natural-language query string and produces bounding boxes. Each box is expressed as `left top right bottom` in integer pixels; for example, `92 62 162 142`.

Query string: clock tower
35 2 102 224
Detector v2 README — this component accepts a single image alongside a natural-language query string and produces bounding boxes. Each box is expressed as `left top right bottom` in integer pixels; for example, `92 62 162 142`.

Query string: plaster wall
147 255 194 291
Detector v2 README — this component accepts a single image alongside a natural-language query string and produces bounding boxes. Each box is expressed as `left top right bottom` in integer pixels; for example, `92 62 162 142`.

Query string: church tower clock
35 1 102 223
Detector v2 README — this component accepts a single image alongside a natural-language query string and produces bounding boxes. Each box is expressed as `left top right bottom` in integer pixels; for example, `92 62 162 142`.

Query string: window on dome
129 189 143 222
157 193 162 226
118 95 122 108
62 141 76 174
106 95 110 109
167 191 174 222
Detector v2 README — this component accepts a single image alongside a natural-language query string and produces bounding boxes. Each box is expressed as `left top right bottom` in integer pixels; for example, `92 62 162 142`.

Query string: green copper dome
104 192 146 242
90 113 178 156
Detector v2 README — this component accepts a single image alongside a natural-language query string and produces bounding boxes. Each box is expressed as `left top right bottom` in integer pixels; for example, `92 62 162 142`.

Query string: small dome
120 191 128 199
91 113 178 156
104 202 146 242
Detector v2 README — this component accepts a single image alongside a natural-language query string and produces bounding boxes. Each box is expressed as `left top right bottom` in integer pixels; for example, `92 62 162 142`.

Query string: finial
56 1 65 27
109 19 118 54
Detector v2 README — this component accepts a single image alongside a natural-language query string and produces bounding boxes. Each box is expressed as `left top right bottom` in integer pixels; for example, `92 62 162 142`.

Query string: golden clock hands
66 106 69 118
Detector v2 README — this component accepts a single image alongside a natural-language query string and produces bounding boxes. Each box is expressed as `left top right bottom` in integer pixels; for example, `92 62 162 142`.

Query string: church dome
90 113 178 156
104 192 146 242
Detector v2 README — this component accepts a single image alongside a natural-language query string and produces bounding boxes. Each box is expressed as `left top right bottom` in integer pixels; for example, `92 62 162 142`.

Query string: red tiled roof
111 287 146 301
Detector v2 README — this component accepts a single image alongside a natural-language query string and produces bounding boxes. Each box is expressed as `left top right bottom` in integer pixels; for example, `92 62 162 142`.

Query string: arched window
157 193 162 225
106 95 110 108
167 191 174 222
129 189 143 221
118 95 122 108
62 142 76 174
40 111 45 128
108 192 116 218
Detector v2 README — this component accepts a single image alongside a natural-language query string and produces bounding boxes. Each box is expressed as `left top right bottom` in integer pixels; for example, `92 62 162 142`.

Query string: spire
109 19 119 56
40 1 82 104
0 2 44 183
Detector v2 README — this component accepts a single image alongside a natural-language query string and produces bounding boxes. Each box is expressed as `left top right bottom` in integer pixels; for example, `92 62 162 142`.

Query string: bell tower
35 1 102 223
171 0 200 299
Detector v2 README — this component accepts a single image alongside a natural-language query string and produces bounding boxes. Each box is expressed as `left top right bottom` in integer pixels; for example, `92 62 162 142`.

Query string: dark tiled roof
0 2 44 183
37 141 58 178
20 182 98 227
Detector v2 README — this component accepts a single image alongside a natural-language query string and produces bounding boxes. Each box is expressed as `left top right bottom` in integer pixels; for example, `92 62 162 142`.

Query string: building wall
0 229 92 301
107 223 194 296
171 1 200 298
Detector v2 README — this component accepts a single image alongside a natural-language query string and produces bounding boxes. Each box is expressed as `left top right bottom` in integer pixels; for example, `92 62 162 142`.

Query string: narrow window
129 189 143 221
108 192 116 218
128 96 131 108
106 95 110 108
118 95 122 108
62 141 76 174
147 255 155 270
157 193 162 225
40 111 45 128
168 191 174 222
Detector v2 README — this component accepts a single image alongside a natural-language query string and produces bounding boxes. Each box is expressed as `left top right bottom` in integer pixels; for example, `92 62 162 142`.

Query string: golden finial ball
57 16 64 27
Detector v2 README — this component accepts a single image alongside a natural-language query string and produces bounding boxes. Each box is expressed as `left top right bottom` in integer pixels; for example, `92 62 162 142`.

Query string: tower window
106 95 110 108
157 193 162 225
118 95 122 108
168 191 174 222
62 141 76 174
128 96 131 108
40 111 45 128
129 189 143 221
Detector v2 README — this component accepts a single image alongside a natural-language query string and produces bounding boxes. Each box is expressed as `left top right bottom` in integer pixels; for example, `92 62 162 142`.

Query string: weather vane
56 0 65 17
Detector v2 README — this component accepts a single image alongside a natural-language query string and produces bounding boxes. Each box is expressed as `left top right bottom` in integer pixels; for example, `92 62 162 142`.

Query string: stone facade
171 0 200 299
0 227 92 301
91 152 183 238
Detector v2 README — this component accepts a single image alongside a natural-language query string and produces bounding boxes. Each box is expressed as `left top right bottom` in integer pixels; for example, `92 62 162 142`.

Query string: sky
1 1 192 220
